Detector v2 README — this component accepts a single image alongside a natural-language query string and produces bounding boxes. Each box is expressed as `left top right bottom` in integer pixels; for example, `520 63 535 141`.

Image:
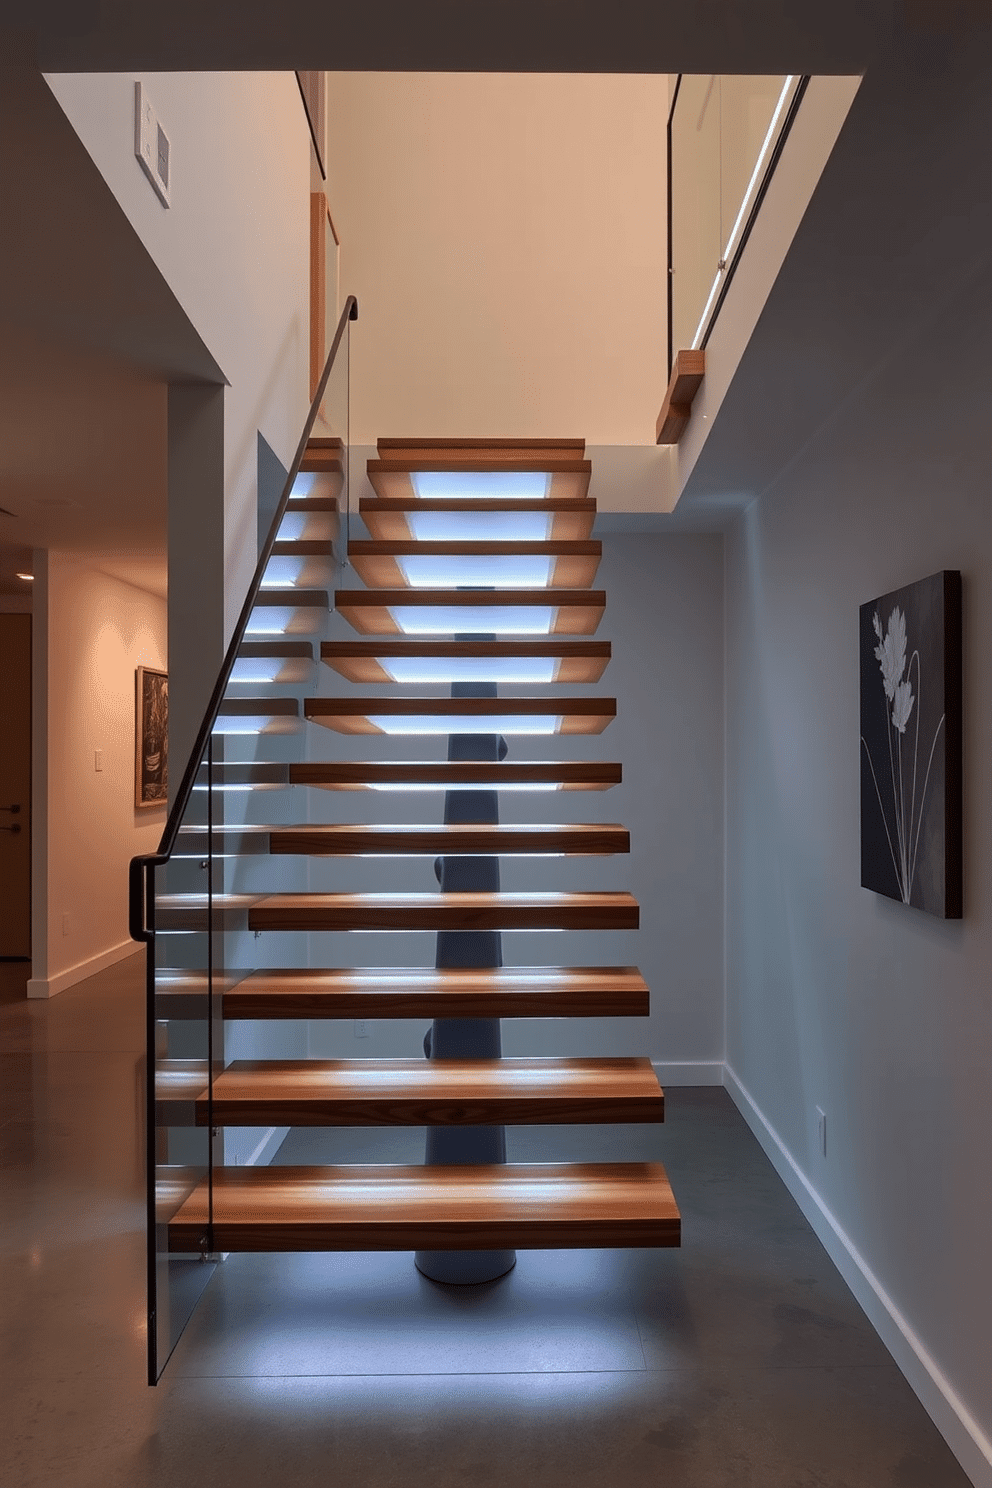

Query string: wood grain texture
247 891 639 933
155 894 261 932
198 1057 663 1127
221 965 649 1019
169 1162 681 1252
267 822 630 856
319 639 611 685
303 695 616 735
288 760 622 791
656 349 706 444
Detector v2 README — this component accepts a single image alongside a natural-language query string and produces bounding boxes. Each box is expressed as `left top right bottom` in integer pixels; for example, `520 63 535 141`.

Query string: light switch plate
134 82 171 208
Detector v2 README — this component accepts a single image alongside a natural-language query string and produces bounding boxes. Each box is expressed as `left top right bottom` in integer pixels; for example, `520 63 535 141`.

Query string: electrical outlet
134 82 171 207
816 1106 827 1157
94 750 103 772
354 1019 370 1039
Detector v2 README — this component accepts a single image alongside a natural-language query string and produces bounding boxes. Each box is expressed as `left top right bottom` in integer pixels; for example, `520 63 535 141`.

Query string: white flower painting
859 573 961 918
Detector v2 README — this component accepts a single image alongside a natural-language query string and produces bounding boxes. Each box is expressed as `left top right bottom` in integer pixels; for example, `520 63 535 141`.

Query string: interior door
0 613 31 959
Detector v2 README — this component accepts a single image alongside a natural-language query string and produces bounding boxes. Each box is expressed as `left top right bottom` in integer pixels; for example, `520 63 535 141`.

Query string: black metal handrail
128 294 357 941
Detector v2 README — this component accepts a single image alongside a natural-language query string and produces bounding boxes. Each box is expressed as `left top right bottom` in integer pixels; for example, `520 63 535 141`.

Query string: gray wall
724 255 992 1470
305 531 726 1071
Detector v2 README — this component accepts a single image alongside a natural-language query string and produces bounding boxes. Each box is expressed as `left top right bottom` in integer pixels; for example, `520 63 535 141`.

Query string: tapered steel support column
415 673 516 1285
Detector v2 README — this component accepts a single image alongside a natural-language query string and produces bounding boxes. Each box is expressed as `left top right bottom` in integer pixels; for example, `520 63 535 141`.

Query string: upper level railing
668 75 809 373
130 294 356 1384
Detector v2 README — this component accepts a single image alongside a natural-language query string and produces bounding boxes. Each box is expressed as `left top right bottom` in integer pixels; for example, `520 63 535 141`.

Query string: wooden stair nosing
347 540 601 558
377 438 587 452
168 1162 681 1252
304 696 616 717
368 459 592 475
271 540 335 557
266 823 630 857
219 697 299 717
252 588 329 608
288 760 622 790
360 496 595 513
238 641 314 659
194 1056 663 1128
334 588 604 609
318 639 611 685
247 891 639 933
219 965 649 1019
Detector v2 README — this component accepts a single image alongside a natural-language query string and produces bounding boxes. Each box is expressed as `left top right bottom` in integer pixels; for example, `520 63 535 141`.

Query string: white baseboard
27 940 142 999
651 1060 725 1086
723 1063 991 1488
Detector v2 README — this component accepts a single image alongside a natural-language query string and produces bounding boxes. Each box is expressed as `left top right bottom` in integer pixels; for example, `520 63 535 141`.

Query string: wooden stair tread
157 894 261 932
289 760 621 791
303 695 615 736
377 437 586 452
168 1162 681 1252
271 540 335 556
369 458 591 474
220 965 649 1019
194 1057 662 1127
335 588 604 638
360 499 596 542
248 891 639 932
266 823 630 856
348 540 601 590
319 639 611 684
251 588 329 607
238 641 314 658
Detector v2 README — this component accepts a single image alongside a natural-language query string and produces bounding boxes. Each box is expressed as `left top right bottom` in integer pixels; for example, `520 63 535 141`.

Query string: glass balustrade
668 74 808 369
135 299 354 1383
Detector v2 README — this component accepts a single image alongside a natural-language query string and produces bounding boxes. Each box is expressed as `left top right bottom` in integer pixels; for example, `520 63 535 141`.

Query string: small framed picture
136 667 168 809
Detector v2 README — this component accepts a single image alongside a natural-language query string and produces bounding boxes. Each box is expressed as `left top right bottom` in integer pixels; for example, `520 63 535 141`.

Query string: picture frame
136 666 168 809
859 571 961 918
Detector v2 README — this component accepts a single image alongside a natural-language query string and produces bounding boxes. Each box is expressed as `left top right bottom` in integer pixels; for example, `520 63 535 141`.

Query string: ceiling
10 0 896 74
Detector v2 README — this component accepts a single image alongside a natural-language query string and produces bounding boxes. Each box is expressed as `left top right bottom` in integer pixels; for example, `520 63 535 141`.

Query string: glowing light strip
691 76 796 349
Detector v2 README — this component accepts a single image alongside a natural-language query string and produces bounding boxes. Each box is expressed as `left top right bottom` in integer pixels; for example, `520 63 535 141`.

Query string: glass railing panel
147 749 218 1383
669 74 723 361
669 75 806 367
135 297 355 1384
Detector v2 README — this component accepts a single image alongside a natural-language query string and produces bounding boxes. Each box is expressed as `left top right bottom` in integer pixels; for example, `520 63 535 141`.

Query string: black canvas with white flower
859 571 961 918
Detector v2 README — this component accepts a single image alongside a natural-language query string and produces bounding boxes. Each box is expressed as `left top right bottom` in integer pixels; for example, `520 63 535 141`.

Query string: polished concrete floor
0 955 973 1488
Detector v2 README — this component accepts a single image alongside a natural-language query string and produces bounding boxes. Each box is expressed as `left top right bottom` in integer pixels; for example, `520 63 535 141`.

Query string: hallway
0 957 970 1487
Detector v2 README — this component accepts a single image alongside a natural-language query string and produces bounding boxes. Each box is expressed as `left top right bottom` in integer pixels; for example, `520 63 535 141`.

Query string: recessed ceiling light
16 572 34 581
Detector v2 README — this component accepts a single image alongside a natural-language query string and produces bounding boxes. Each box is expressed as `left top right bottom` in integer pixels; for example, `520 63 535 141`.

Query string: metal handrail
128 294 357 940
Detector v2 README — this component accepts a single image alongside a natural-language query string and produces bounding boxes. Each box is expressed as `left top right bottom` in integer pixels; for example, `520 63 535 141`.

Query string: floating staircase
158 437 680 1265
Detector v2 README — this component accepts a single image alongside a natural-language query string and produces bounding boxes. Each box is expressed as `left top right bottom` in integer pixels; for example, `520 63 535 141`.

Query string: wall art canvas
136 667 168 809
860 571 961 917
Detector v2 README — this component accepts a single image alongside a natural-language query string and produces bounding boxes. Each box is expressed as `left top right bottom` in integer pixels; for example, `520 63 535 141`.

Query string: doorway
0 613 31 961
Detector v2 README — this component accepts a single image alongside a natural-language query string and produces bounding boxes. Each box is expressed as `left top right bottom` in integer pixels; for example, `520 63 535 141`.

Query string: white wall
325 72 669 447
723 260 992 1481
29 555 168 996
44 71 313 742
